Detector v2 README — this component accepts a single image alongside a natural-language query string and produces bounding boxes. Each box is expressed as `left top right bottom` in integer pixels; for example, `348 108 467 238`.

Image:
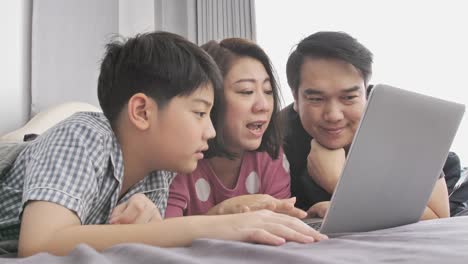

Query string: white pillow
0 102 101 143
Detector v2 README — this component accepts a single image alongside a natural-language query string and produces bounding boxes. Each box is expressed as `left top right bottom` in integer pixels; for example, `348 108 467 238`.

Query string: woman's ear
127 93 154 131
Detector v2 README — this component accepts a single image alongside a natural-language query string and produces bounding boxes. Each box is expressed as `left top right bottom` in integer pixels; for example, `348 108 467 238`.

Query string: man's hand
307 201 331 218
207 194 308 219
307 139 346 194
110 193 162 224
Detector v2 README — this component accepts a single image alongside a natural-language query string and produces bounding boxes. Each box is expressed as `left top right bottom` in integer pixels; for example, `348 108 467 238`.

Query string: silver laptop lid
321 84 465 234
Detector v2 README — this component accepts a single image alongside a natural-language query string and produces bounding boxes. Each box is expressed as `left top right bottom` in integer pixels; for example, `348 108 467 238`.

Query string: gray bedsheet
1 216 468 263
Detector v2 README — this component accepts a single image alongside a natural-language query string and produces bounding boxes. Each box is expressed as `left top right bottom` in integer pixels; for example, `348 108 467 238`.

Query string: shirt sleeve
260 148 291 199
21 125 99 223
165 173 190 218
295 167 332 210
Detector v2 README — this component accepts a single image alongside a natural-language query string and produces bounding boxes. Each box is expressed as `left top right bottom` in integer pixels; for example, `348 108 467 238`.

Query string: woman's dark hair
201 38 283 160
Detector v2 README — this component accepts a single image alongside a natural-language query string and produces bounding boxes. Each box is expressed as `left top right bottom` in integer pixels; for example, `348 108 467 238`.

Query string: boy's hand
307 201 331 218
206 194 307 219
209 209 328 245
110 193 162 224
307 139 346 194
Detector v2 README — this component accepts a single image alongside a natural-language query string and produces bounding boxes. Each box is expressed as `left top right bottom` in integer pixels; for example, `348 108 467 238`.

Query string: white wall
0 0 31 135
0 0 200 138
256 0 468 165
31 0 118 116
119 0 155 37
155 0 195 42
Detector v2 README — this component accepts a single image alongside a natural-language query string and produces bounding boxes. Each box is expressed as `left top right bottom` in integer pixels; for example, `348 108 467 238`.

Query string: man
281 31 450 220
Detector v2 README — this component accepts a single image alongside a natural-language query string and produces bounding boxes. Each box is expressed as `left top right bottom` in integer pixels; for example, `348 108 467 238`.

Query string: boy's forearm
21 216 216 257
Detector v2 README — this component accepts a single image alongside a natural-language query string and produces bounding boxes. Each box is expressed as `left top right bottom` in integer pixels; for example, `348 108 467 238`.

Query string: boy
0 32 324 257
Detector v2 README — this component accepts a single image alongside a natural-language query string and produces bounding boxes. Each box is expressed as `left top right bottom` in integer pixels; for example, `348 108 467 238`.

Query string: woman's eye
264 90 273 95
239 90 253 95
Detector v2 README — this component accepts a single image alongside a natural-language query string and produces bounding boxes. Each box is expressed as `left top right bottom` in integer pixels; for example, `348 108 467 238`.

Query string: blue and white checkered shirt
0 112 175 241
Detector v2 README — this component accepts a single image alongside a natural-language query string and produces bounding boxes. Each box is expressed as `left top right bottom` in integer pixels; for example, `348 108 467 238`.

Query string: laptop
303 84 465 235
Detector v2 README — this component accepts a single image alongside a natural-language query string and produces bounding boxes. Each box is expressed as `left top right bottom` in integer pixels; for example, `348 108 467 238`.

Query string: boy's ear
127 93 154 131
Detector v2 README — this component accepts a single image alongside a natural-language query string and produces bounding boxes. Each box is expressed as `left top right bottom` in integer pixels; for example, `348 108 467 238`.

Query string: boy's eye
194 112 207 118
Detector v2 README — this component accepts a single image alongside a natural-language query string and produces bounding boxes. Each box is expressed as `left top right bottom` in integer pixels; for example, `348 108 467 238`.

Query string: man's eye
342 95 358 101
307 97 323 102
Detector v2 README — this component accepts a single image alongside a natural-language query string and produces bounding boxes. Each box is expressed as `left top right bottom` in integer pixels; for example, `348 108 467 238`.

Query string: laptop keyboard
303 218 323 230
307 221 322 230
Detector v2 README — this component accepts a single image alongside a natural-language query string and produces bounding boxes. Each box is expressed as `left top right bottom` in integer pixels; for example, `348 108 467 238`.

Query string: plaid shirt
0 112 175 241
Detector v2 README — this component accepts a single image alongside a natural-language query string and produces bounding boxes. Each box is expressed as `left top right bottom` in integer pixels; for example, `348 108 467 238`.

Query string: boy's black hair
286 31 373 96
97 31 223 127
201 38 283 160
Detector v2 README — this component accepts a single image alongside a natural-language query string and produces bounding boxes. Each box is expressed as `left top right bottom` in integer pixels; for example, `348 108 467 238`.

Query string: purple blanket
2 216 468 264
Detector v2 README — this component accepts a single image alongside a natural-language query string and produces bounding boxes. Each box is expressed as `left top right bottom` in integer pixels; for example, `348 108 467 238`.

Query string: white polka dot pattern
195 178 211 202
245 171 260 194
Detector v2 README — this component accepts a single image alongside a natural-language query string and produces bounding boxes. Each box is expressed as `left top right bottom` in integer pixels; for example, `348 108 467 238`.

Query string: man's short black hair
97 31 222 127
286 31 373 96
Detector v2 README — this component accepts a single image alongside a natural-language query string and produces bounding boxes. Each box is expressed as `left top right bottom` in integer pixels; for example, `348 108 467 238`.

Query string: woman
165 38 306 218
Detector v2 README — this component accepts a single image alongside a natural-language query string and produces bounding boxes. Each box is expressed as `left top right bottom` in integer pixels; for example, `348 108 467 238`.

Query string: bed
1 215 467 263
1 104 467 263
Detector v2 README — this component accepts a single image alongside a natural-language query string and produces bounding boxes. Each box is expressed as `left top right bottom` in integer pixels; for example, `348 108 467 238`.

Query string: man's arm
306 178 450 221
19 201 326 257
420 177 450 220
306 139 345 194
